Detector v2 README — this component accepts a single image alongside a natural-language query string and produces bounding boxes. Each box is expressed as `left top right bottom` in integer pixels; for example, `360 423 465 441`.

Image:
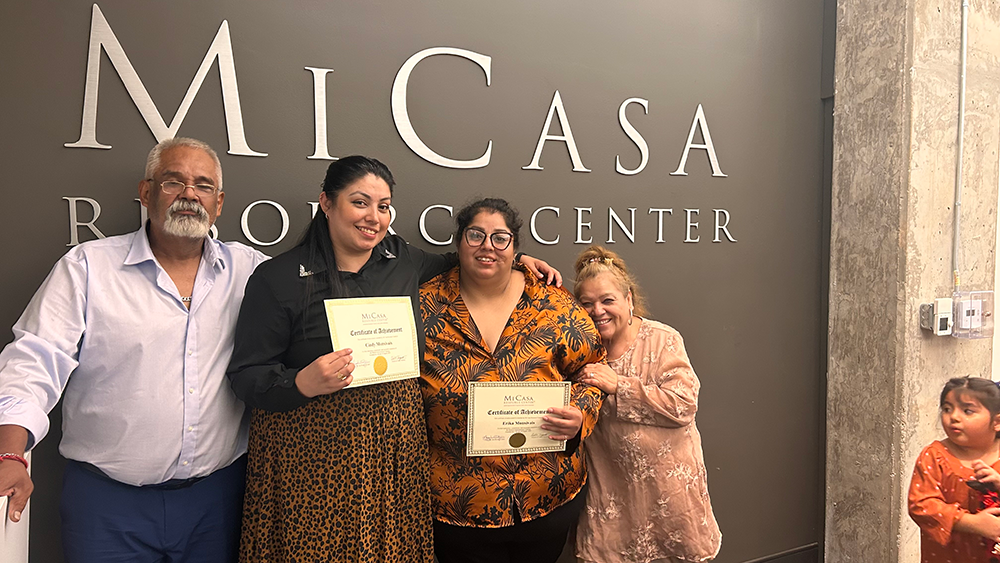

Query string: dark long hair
299 155 395 301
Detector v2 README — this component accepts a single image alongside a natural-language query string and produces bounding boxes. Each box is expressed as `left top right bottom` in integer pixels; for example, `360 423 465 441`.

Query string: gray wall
0 2 826 561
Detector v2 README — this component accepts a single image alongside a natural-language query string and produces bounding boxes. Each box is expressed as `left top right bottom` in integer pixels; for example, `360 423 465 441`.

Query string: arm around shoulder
402 237 456 284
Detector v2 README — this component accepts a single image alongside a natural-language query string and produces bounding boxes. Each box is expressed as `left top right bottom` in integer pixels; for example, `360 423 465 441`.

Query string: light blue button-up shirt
0 228 267 486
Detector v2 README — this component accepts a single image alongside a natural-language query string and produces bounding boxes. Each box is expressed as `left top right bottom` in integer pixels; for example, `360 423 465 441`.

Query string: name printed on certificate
324 296 419 388
467 381 572 456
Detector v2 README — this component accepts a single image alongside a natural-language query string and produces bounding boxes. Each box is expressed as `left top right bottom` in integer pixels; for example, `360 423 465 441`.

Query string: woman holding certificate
419 197 606 563
572 246 721 563
226 158 559 563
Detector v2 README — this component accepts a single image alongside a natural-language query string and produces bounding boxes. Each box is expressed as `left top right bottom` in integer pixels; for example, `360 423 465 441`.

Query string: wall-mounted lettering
648 208 674 243
64 198 736 247
671 104 726 177
306 67 337 161
419 205 454 245
65 4 266 156
240 200 289 246
392 48 493 169
713 209 737 242
530 207 560 245
608 208 637 243
684 208 700 242
64 7 727 179
64 197 104 246
616 98 649 175
523 91 591 173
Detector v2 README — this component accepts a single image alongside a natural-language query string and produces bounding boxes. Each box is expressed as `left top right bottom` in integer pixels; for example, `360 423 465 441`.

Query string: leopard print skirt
240 378 435 562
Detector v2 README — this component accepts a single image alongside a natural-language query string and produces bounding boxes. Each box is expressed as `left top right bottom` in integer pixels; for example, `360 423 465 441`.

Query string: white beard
162 199 211 239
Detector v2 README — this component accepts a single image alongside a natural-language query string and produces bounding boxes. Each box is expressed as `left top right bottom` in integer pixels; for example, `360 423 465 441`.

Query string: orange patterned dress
908 440 1000 563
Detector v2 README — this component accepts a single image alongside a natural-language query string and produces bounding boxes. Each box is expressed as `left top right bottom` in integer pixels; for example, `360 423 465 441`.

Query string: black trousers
433 483 587 563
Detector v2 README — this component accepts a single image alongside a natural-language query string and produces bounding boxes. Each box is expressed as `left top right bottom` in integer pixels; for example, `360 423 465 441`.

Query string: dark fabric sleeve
227 269 312 412
408 243 457 284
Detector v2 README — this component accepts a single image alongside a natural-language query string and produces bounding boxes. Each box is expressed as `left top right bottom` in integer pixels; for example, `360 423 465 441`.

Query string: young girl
909 377 1000 562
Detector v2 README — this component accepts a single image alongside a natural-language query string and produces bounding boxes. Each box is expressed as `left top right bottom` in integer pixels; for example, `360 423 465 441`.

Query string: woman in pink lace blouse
572 246 721 563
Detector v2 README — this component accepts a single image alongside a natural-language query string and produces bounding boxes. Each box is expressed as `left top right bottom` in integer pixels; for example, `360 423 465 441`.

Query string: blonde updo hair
572 245 648 317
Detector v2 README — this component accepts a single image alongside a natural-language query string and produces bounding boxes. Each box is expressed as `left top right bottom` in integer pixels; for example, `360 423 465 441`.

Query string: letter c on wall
391 47 492 169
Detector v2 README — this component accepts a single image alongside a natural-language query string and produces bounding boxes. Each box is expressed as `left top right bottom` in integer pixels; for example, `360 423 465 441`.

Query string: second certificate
466 381 572 456
324 296 419 388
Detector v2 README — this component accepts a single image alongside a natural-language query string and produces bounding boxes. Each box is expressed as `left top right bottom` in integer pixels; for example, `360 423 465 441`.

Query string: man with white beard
0 137 267 562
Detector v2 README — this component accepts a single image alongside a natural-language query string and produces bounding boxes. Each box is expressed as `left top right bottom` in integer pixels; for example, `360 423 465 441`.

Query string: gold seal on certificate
466 381 572 456
324 296 419 388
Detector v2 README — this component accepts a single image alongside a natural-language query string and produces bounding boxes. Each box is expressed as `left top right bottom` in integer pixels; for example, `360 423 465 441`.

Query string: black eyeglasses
464 228 514 250
157 180 219 197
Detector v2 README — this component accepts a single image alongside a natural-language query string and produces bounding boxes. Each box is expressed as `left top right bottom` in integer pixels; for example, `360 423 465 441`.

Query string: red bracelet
0 453 28 469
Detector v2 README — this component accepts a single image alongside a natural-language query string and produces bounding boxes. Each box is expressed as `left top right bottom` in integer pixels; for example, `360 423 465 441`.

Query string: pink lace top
576 319 722 563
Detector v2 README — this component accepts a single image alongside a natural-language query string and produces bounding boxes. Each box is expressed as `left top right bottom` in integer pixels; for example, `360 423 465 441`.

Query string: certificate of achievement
324 296 419 388
466 381 572 456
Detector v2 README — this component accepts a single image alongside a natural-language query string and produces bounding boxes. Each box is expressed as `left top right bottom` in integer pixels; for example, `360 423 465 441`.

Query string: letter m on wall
65 4 266 156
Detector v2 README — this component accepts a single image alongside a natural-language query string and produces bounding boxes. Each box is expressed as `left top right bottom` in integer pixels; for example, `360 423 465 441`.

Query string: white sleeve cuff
0 397 50 451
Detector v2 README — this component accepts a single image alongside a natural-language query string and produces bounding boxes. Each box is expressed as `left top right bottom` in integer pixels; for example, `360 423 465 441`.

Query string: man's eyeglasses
464 228 513 250
157 180 219 197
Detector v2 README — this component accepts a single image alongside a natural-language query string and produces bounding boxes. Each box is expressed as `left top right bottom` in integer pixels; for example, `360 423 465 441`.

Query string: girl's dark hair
940 377 1000 438
298 155 395 300
453 197 523 251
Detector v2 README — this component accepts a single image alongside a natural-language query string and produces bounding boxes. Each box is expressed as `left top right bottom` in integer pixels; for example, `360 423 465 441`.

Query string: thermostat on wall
952 290 994 339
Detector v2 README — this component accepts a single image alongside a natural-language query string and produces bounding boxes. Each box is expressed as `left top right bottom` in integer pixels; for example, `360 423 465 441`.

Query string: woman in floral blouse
573 245 721 563
419 198 605 563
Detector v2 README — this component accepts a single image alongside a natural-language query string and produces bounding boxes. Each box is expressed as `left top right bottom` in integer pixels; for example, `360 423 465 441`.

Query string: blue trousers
60 456 246 563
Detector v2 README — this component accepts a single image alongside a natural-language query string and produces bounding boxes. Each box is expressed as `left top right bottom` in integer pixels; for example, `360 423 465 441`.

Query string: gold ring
339 373 348 381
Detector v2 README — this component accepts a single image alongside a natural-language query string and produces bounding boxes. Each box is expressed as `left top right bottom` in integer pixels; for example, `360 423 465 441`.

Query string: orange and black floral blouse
419 266 606 528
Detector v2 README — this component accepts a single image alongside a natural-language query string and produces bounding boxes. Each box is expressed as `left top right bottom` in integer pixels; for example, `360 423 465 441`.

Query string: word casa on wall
66 4 727 178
